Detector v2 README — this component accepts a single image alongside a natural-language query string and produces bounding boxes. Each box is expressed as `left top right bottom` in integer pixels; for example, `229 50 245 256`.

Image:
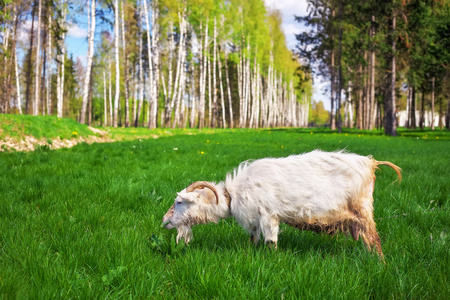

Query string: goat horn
186 181 219 204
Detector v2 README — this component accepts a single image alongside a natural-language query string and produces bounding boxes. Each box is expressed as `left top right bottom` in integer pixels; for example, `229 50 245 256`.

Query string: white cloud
67 23 88 39
265 0 309 48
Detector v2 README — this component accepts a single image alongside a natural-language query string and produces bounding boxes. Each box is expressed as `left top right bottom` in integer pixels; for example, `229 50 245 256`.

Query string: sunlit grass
0 122 449 298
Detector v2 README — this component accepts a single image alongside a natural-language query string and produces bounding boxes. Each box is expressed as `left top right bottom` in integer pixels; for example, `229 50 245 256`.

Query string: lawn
0 123 449 299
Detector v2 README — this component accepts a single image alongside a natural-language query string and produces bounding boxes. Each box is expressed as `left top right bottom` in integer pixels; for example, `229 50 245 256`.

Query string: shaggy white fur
162 150 401 257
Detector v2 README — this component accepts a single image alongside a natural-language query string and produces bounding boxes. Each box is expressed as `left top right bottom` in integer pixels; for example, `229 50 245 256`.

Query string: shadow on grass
152 222 367 260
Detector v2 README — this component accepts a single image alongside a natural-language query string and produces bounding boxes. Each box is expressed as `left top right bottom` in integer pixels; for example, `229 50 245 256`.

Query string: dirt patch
0 127 114 152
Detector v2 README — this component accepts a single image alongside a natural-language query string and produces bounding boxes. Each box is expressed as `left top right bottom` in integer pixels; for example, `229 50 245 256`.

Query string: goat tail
375 161 402 183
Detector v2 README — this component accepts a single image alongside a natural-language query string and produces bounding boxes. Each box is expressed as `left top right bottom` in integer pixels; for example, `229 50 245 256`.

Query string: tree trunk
224 53 233 128
356 64 363 129
142 0 154 128
198 20 208 129
329 8 336 130
410 86 416 128
80 0 96 124
420 91 425 129
217 43 226 128
33 0 42 115
103 70 107 126
385 11 397 136
13 6 22 115
330 49 336 130
189 62 197 128
149 0 159 129
58 11 66 118
46 8 52 115
431 76 435 130
211 17 218 128
25 1 36 114
113 0 120 127
136 6 144 127
109 59 113 126
369 15 376 130
336 0 343 133
121 1 130 127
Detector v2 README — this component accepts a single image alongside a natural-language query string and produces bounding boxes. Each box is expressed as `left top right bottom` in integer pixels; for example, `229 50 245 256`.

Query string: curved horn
186 181 219 204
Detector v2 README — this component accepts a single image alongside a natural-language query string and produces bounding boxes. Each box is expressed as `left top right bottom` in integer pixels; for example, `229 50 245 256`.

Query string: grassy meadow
0 116 449 299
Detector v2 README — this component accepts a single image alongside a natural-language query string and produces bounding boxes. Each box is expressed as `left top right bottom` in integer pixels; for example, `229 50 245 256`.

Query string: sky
18 0 331 111
264 0 330 110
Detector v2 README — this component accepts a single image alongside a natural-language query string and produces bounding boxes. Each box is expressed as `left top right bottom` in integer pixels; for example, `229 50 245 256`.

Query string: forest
0 0 311 130
1 0 449 136
297 0 450 135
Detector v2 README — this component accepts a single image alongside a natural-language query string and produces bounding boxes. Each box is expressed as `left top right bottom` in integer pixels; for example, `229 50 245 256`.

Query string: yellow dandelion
345 134 348 136
201 151 205 154
207 140 210 143
281 145 284 148
310 132 313 134
436 137 439 139
72 131 78 135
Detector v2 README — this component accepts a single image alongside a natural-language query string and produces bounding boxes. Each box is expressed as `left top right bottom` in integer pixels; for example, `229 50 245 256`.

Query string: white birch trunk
46 10 52 115
56 2 66 119
207 43 212 127
198 20 208 129
121 0 130 127
80 0 96 123
217 45 226 128
169 12 185 128
59 21 66 118
237 60 243 127
189 62 196 128
143 0 155 128
197 21 204 128
136 5 144 127
369 15 376 130
33 0 42 115
224 53 233 128
103 70 107 125
12 6 22 115
149 0 159 128
211 17 217 127
133 65 137 125
113 0 120 127
109 58 113 126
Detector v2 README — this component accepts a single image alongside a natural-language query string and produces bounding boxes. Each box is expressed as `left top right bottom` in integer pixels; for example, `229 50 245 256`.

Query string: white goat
161 150 401 257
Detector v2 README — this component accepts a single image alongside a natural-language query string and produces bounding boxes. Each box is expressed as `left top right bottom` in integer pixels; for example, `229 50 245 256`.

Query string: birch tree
113 0 120 127
32 0 42 115
80 0 96 124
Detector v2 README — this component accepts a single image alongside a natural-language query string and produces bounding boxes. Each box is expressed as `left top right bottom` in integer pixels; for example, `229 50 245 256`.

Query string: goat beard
176 225 193 244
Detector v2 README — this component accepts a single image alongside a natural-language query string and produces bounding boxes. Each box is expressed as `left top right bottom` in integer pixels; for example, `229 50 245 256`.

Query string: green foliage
309 100 329 126
0 127 449 298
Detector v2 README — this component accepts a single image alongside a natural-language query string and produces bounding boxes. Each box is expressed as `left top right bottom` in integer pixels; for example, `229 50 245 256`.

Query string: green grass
0 123 449 298
0 114 96 141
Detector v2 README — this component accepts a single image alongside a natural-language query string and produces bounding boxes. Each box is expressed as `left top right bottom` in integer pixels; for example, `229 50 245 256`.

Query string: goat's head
161 181 220 244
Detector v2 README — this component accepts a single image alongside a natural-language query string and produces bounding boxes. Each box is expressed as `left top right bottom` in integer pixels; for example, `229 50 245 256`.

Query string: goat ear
177 192 195 202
